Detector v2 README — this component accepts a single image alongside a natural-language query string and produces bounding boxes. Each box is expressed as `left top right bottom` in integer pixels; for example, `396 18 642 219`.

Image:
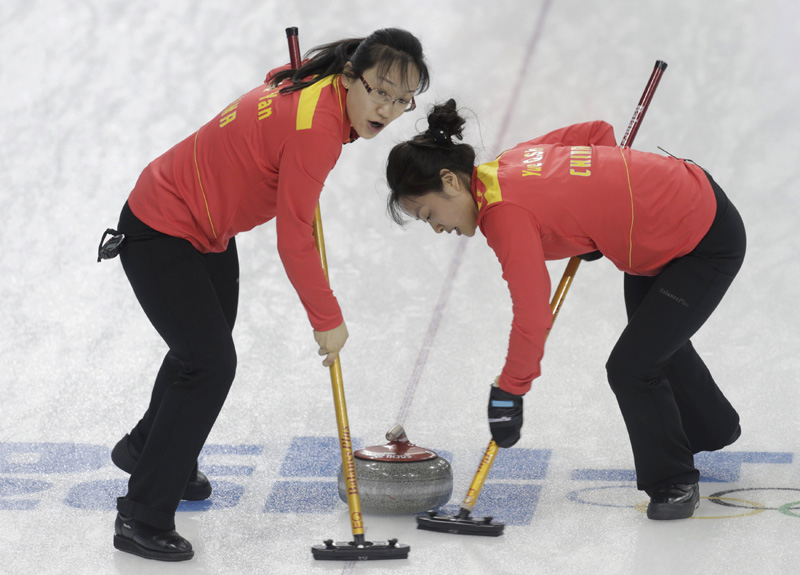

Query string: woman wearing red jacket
385 99 745 521
103 29 429 561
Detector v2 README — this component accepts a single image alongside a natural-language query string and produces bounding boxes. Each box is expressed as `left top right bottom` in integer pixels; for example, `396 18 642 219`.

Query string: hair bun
426 98 465 144
429 128 450 145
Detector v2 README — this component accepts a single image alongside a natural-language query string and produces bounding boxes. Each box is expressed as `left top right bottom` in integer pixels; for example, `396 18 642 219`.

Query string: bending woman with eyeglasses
385 99 745 522
103 29 428 562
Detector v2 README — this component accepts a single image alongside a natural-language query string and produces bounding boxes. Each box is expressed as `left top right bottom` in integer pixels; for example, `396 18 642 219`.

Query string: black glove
488 385 524 448
577 250 603 262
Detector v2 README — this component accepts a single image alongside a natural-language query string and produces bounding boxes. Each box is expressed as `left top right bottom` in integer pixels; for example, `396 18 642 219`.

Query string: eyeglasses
358 74 416 113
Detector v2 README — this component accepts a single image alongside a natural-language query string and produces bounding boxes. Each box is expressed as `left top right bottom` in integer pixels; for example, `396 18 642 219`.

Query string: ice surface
1 1 799 574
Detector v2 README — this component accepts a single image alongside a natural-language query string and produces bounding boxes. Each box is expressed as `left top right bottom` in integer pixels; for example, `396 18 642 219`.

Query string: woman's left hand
313 321 349 367
488 381 524 448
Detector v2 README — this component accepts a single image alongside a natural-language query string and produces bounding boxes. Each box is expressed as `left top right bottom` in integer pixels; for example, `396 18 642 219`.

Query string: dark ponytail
386 99 476 225
270 28 430 95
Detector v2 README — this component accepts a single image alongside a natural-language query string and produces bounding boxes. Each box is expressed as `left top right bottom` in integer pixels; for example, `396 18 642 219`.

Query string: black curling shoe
111 434 212 501
646 483 700 520
114 513 193 561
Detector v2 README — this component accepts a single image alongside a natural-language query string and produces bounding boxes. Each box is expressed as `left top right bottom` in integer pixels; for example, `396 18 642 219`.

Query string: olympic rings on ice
567 485 800 519
707 487 800 517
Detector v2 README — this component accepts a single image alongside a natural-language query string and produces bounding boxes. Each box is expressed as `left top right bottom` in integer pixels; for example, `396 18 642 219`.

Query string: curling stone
337 425 453 515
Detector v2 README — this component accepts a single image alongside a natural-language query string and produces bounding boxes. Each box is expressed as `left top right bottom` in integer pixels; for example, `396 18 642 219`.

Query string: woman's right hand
313 321 349 367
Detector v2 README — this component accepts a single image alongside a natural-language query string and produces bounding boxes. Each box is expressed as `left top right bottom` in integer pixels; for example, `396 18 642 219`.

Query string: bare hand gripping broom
417 60 668 536
282 27 410 560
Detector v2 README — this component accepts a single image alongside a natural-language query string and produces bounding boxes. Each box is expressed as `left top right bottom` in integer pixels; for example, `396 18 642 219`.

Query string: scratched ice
1 1 799 574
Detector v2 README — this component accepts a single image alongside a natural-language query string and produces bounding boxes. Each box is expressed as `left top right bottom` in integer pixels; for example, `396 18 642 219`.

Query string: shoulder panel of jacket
296 75 343 131
476 159 503 209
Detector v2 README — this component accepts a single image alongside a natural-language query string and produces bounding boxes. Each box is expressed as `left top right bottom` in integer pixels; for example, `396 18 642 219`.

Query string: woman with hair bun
102 28 429 562
385 99 745 521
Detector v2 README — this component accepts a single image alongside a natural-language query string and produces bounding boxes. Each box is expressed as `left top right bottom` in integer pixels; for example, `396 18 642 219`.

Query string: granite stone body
336 426 454 514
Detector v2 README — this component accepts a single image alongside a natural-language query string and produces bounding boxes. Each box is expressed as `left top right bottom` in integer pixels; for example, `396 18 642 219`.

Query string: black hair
269 28 430 95
386 99 476 225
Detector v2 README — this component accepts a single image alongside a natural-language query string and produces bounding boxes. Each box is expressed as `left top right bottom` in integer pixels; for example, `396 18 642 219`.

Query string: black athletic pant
605 173 746 493
115 202 239 529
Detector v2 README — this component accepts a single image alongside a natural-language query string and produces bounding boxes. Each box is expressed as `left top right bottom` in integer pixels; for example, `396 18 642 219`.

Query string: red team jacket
128 66 356 331
472 121 717 394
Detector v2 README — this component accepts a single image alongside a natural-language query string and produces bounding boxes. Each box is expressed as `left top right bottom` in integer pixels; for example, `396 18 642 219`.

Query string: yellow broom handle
328 358 364 536
287 26 364 538
311 204 365 537
460 440 500 512
549 256 582 324
460 258 580 510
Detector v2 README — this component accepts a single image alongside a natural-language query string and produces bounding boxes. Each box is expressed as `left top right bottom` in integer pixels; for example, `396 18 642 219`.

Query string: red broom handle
285 26 302 71
620 60 667 148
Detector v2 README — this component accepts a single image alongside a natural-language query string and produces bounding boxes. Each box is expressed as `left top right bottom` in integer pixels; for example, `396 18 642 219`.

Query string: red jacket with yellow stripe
471 121 716 394
128 66 355 331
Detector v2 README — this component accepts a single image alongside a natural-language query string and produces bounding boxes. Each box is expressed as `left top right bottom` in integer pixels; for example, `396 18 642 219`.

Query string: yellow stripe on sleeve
296 75 336 131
